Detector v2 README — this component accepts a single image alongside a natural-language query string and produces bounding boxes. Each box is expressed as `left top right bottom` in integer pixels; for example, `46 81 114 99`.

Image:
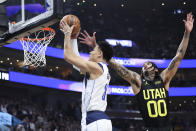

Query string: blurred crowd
0 96 81 131
0 90 196 131
4 1 196 59
50 13 196 59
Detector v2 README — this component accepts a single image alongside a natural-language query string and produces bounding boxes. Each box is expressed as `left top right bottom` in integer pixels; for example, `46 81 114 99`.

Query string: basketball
60 14 81 37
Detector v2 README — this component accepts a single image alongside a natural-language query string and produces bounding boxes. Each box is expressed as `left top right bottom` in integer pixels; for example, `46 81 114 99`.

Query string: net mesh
20 28 55 67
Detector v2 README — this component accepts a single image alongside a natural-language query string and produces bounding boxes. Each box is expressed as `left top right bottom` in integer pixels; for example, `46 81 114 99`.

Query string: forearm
108 59 131 80
176 31 190 59
167 31 190 74
108 59 140 87
64 35 86 72
64 34 75 60
70 39 80 71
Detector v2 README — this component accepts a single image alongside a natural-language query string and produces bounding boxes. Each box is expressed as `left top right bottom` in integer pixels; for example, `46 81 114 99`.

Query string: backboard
0 0 64 46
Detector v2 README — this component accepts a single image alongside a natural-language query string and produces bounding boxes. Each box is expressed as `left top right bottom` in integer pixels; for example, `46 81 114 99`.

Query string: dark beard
144 71 149 77
143 71 159 81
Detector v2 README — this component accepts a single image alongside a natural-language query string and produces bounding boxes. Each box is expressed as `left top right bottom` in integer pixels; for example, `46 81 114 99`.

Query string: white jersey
81 62 110 130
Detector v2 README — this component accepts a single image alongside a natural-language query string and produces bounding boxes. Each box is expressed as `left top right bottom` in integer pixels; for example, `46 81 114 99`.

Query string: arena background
0 0 196 130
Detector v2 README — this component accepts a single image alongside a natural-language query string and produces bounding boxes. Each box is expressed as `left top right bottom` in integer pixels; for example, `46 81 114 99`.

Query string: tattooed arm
108 59 141 94
161 13 194 90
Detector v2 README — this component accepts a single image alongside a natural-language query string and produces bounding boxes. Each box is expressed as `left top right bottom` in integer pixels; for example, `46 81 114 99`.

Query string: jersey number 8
102 84 108 101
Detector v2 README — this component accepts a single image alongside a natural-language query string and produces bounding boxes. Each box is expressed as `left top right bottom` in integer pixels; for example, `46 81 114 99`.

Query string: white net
20 28 55 67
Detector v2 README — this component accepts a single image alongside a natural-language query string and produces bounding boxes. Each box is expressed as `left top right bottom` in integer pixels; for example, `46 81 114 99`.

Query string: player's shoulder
97 62 108 70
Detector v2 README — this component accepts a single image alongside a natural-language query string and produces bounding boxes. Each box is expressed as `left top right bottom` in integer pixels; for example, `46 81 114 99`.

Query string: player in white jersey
60 21 114 131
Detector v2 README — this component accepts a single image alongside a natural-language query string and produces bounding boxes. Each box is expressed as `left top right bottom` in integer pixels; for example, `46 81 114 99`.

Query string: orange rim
21 27 55 41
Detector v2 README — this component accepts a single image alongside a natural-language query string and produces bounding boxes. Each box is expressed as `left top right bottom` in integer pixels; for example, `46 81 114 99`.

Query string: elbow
64 50 75 63
64 56 68 61
64 50 72 61
64 54 73 63
64 53 69 61
64 53 71 62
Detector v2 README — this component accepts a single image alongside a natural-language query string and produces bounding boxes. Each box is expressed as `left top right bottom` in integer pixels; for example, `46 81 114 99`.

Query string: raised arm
60 21 102 75
70 39 80 71
79 30 97 48
161 13 194 90
79 30 141 94
61 19 81 72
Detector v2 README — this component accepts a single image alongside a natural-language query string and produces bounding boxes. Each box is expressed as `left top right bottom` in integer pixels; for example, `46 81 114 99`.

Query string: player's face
142 62 158 81
89 45 101 62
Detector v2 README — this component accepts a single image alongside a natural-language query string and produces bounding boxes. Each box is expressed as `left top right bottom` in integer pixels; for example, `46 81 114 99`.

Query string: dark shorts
142 126 172 131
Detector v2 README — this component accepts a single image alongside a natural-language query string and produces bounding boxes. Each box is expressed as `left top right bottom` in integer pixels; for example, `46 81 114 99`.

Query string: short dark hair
148 61 158 70
97 41 114 61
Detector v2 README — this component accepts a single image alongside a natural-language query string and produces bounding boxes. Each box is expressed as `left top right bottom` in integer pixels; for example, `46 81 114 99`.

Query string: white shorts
86 119 112 131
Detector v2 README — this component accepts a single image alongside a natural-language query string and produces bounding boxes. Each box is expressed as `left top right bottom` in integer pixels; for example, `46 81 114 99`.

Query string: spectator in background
0 103 7 112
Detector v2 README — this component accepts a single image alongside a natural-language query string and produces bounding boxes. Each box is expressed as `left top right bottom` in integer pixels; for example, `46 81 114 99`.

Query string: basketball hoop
20 27 55 67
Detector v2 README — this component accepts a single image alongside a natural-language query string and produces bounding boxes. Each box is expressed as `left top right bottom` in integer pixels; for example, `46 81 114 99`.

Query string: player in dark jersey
135 62 171 130
79 13 194 131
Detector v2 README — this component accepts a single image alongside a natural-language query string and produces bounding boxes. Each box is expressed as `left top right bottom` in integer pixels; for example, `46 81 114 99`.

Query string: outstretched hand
78 30 96 48
184 12 194 33
60 21 74 36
